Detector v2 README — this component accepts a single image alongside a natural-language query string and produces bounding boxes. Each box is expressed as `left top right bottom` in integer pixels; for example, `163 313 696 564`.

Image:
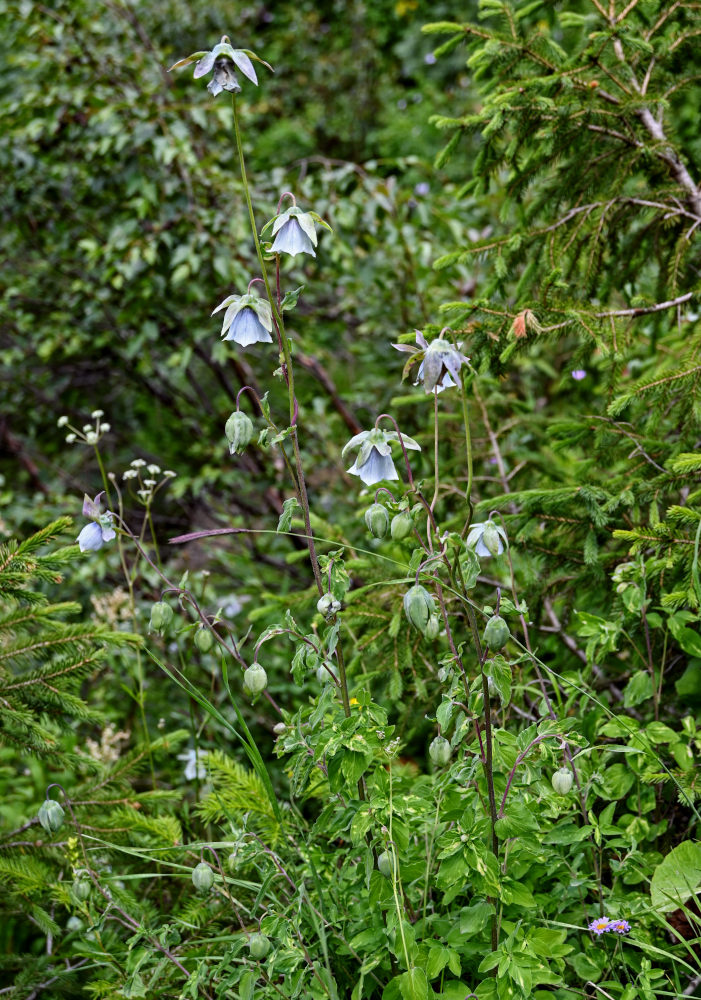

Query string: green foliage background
1 0 701 998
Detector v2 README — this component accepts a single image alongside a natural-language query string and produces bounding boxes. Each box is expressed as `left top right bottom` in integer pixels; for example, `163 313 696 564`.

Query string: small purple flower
414 182 430 197
588 917 611 936
77 492 115 553
424 52 437 65
571 369 587 381
606 919 631 935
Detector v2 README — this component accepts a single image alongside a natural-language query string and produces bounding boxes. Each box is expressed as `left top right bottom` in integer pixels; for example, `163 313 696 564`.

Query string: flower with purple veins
342 428 421 487
77 492 115 553
212 291 273 348
588 917 611 936
168 36 272 97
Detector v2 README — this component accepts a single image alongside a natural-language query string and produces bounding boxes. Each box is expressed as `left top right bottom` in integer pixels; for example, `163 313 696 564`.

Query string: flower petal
341 431 369 458
225 308 273 347
232 49 258 84
356 447 399 485
193 50 216 79
77 522 104 553
271 218 316 257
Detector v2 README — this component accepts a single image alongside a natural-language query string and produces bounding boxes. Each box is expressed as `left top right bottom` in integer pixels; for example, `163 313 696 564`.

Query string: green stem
231 94 323 596
460 373 474 532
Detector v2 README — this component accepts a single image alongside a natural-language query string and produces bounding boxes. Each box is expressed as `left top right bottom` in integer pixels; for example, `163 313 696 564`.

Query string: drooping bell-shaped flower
262 203 331 259
342 427 420 487
168 36 273 97
465 519 508 558
77 492 115 553
212 290 273 348
393 330 469 394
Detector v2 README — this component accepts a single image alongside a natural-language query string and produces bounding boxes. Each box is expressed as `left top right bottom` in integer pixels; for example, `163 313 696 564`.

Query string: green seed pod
403 584 435 633
551 767 573 796
243 663 267 697
249 932 272 960
390 511 414 541
429 736 452 766
191 861 214 892
38 799 64 834
364 503 389 538
483 615 510 650
317 593 341 619
225 410 254 455
73 876 91 902
377 850 398 879
66 916 84 932
149 601 173 632
194 626 214 653
425 614 440 640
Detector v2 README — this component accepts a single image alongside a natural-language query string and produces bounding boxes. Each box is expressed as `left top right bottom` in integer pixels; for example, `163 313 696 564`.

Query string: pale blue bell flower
224 307 273 347
271 217 316 258
343 427 421 487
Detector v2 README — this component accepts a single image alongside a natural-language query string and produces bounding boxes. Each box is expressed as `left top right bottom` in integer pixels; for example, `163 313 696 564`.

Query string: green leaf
624 670 653 707
277 497 301 533
650 841 701 912
281 285 305 311
397 969 428 1000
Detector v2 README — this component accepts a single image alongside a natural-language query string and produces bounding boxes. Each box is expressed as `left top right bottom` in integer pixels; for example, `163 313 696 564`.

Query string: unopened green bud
551 767 573 795
73 876 91 902
390 511 413 541
149 601 173 631
403 584 435 633
38 799 65 833
429 736 451 766
483 615 510 650
364 503 389 538
316 664 333 684
425 614 440 640
191 861 214 892
249 932 272 960
243 663 267 696
378 850 398 879
194 626 214 653
225 411 254 455
317 593 341 619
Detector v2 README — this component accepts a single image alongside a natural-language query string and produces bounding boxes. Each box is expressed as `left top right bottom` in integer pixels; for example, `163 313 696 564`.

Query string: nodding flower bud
551 767 573 795
429 736 452 766
72 876 91 902
403 584 436 633
483 615 510 650
425 614 440 640
191 862 215 892
243 663 268 696
225 411 254 455
149 601 174 632
249 932 272 960
194 626 214 653
364 503 389 538
390 511 414 541
483 521 503 557
38 799 65 834
317 594 341 619
377 850 398 879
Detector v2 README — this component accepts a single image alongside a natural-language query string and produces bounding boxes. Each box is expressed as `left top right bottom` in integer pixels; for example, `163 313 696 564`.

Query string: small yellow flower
349 698 359 707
